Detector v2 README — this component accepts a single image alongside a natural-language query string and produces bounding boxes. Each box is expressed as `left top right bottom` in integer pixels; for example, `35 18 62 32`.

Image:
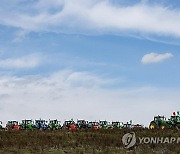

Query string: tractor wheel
175 124 180 130
160 125 165 130
149 122 157 129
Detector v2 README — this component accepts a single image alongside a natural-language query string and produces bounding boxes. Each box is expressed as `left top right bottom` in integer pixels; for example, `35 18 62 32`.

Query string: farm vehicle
6 121 20 130
99 120 112 129
150 112 180 130
112 121 123 129
48 119 61 130
168 115 180 129
76 120 88 129
62 119 77 130
19 120 34 130
149 115 172 129
132 124 143 129
88 122 99 130
123 123 132 129
35 119 48 130
149 115 169 129
123 120 133 129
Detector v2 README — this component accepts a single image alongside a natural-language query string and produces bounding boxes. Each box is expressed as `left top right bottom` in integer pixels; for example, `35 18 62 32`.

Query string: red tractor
62 120 77 131
6 121 20 130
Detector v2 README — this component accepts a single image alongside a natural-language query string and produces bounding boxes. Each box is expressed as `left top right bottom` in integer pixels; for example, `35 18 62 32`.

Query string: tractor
0 121 2 130
112 121 123 129
35 119 48 130
99 120 112 129
19 119 34 130
149 115 171 129
133 124 144 129
48 119 61 130
123 122 133 129
123 120 133 129
168 115 180 129
6 121 20 130
62 119 77 130
76 120 88 129
88 121 99 130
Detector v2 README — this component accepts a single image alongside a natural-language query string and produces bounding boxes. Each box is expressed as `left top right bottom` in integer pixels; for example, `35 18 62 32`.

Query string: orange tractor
62 120 77 131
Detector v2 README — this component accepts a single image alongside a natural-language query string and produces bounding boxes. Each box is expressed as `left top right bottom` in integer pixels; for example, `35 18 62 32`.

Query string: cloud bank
0 54 42 69
1 0 180 37
141 52 173 64
0 69 179 126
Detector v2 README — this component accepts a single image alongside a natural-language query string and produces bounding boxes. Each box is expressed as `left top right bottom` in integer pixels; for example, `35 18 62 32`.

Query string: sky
0 0 180 126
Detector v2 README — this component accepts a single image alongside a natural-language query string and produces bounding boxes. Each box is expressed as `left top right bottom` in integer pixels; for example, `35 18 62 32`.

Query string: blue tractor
35 119 48 130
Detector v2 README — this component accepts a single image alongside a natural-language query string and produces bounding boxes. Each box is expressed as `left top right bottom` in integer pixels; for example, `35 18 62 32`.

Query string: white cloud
1 1 180 37
0 54 42 69
141 52 173 64
0 69 179 126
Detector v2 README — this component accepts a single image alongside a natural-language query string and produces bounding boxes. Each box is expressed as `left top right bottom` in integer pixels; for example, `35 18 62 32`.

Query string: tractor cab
88 122 99 130
20 120 34 130
48 119 61 130
170 116 180 122
154 116 166 122
49 119 60 125
35 119 48 130
22 120 33 124
76 120 88 129
6 121 20 130
112 121 123 129
64 120 75 127
63 120 76 130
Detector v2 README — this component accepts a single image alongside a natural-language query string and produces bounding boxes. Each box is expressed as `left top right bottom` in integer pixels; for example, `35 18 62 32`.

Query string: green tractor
112 121 123 129
19 120 34 130
123 120 133 129
168 115 180 129
48 119 61 130
99 120 112 129
149 115 171 129
123 123 132 129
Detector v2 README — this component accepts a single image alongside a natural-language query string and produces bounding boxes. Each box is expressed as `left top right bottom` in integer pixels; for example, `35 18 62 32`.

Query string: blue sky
0 0 180 126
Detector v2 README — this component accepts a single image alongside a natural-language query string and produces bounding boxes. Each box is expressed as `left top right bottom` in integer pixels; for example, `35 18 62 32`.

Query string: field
0 129 179 154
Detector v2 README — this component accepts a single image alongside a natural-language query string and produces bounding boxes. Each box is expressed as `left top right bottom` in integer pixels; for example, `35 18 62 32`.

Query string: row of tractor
149 111 180 129
1 111 179 131
0 119 143 131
